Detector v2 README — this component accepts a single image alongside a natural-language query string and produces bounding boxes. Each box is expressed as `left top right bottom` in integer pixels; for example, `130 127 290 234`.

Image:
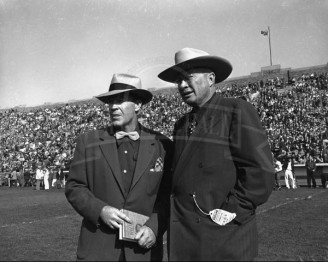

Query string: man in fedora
65 73 172 261
158 48 274 261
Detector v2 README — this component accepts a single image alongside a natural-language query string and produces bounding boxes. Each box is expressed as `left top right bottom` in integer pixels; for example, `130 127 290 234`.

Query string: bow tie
114 131 140 141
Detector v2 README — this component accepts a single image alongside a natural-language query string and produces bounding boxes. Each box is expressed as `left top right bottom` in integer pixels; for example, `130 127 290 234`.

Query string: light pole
268 26 272 66
261 26 273 66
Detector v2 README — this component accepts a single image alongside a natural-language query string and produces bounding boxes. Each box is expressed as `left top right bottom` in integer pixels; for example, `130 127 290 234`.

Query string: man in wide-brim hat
158 47 232 84
96 73 153 105
158 47 274 261
66 73 173 261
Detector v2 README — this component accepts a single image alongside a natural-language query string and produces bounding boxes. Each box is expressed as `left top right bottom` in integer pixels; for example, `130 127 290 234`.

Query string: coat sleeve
65 134 107 226
223 100 274 224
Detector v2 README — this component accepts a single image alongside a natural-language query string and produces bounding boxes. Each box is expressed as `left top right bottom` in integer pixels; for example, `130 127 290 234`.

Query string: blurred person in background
56 166 64 189
9 168 18 187
49 166 55 188
35 164 44 190
282 152 297 189
17 166 24 187
305 153 317 188
321 143 328 188
43 166 50 190
23 167 32 187
273 156 283 190
7 169 12 188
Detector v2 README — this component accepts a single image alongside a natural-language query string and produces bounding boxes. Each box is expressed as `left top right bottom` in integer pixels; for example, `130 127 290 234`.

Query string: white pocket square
150 157 163 172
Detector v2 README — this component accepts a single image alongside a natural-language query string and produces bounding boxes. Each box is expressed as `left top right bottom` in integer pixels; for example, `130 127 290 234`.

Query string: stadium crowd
219 72 328 164
1 71 328 188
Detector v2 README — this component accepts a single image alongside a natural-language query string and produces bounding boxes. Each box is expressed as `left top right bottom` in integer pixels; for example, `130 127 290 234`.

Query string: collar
109 123 141 136
189 93 218 123
114 123 141 146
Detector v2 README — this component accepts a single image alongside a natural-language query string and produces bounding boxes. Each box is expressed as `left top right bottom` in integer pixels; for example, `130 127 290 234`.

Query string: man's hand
99 206 131 229
134 225 156 249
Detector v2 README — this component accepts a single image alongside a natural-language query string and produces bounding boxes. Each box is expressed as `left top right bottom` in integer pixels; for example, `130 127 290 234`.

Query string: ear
207 72 215 86
135 101 142 112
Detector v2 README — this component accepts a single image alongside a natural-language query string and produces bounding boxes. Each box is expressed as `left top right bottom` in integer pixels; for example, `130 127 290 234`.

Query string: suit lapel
98 127 125 197
130 127 155 191
173 115 189 167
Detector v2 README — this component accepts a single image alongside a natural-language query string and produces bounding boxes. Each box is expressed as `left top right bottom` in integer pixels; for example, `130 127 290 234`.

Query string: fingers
100 206 130 229
135 227 143 240
117 211 132 224
135 226 156 249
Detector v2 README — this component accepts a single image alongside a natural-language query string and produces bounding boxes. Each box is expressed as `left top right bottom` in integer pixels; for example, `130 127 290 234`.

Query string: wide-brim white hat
96 73 153 104
158 47 233 84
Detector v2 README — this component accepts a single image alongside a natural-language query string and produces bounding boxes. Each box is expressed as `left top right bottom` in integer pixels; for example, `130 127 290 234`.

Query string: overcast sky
1 0 327 108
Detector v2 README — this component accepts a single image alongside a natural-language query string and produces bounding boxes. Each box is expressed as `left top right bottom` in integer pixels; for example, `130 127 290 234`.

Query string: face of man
176 68 215 107
107 93 141 131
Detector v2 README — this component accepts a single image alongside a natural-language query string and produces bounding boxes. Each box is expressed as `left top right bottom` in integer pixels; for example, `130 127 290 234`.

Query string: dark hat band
110 83 137 91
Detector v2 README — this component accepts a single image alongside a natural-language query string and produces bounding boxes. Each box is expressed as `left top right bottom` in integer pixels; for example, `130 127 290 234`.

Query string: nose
109 104 119 112
178 79 189 90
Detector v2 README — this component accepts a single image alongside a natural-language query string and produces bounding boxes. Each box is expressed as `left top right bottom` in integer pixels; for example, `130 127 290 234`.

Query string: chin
112 121 122 127
185 100 197 107
183 97 195 106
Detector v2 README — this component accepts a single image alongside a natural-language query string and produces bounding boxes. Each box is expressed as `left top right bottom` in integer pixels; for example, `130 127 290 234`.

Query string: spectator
282 153 297 189
48 166 55 188
43 166 50 190
321 143 328 188
56 166 64 189
35 164 44 190
305 153 317 188
17 167 24 187
10 168 18 187
51 167 57 188
23 167 32 187
7 170 12 187
273 156 283 190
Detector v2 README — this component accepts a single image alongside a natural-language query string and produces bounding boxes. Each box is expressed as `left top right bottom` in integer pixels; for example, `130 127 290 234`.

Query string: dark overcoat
65 124 172 261
169 94 274 261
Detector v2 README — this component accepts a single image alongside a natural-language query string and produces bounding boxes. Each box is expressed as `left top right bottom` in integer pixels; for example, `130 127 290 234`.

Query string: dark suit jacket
56 169 65 180
169 94 274 261
65 124 172 261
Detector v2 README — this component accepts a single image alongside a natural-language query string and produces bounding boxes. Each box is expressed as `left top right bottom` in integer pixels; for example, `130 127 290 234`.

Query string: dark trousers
321 173 328 188
36 179 43 190
24 178 31 187
274 171 281 189
306 170 316 188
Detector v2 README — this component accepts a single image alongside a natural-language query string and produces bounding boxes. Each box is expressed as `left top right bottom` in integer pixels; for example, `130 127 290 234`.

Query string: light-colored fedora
96 73 153 104
158 47 233 84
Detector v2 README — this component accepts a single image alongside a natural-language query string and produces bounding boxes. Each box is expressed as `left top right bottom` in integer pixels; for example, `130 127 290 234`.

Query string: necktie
114 131 140 141
187 113 197 137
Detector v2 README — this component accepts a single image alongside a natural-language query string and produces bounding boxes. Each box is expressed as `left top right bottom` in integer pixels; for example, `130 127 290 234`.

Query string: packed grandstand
1 65 328 184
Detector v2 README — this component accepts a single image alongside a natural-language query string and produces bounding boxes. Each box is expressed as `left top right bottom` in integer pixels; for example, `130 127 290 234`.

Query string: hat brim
158 55 233 84
95 89 153 104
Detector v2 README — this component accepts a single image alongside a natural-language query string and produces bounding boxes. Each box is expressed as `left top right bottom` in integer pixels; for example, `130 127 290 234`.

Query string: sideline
257 190 326 215
0 214 80 229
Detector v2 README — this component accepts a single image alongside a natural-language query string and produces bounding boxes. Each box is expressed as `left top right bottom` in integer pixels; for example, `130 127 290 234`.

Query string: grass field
0 186 327 261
